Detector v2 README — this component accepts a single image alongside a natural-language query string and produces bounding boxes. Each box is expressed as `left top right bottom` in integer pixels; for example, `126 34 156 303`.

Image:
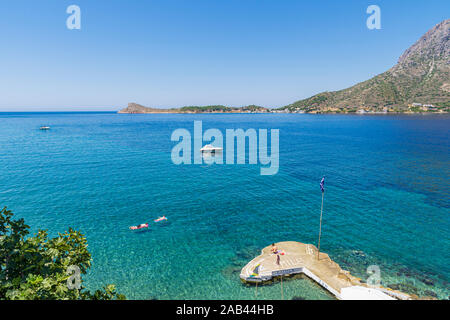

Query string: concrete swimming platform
240 241 412 300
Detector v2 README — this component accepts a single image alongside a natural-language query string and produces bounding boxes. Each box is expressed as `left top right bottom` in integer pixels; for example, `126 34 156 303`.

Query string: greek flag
320 177 325 193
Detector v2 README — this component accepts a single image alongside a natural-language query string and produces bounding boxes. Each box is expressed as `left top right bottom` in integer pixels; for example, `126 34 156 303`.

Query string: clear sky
0 0 448 111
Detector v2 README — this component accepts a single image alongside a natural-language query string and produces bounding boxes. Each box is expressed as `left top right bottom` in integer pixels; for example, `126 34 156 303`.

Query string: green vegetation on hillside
241 105 266 111
178 105 269 113
280 19 450 114
180 105 233 112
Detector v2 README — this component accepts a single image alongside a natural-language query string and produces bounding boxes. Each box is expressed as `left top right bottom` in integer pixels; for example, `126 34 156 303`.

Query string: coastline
239 241 438 300
117 110 449 115
117 102 450 115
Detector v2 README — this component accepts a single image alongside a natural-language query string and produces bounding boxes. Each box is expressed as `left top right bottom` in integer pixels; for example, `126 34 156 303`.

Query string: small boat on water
200 144 223 153
40 126 51 130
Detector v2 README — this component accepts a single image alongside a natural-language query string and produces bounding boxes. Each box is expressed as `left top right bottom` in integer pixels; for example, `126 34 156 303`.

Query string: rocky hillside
281 19 450 113
118 103 177 113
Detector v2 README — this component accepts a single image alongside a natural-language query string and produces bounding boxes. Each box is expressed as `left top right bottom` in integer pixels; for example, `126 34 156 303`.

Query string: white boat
200 144 223 153
40 126 50 130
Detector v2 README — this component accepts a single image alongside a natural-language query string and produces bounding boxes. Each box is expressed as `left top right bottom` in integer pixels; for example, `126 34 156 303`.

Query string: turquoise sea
0 112 449 300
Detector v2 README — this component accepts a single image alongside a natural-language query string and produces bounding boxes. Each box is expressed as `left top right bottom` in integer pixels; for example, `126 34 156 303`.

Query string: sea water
0 112 448 300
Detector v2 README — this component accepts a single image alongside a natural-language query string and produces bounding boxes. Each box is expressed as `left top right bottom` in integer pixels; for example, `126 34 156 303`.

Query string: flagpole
317 190 324 260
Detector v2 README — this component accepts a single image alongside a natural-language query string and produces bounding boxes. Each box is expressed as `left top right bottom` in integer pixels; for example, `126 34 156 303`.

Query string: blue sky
0 0 448 111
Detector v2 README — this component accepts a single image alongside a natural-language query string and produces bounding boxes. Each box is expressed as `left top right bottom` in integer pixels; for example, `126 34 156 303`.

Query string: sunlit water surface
0 112 448 300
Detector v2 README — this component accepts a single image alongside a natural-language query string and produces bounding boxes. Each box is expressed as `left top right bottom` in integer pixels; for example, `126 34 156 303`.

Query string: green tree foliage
0 207 125 300
180 105 232 112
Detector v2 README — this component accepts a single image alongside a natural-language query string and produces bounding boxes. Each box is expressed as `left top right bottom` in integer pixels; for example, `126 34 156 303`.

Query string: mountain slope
282 19 450 113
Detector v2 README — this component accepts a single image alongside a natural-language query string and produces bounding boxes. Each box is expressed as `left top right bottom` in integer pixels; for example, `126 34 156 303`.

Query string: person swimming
129 223 149 230
154 216 167 222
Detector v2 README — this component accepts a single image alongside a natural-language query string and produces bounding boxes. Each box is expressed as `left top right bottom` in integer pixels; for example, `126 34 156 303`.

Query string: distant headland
118 103 270 114
119 20 449 115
